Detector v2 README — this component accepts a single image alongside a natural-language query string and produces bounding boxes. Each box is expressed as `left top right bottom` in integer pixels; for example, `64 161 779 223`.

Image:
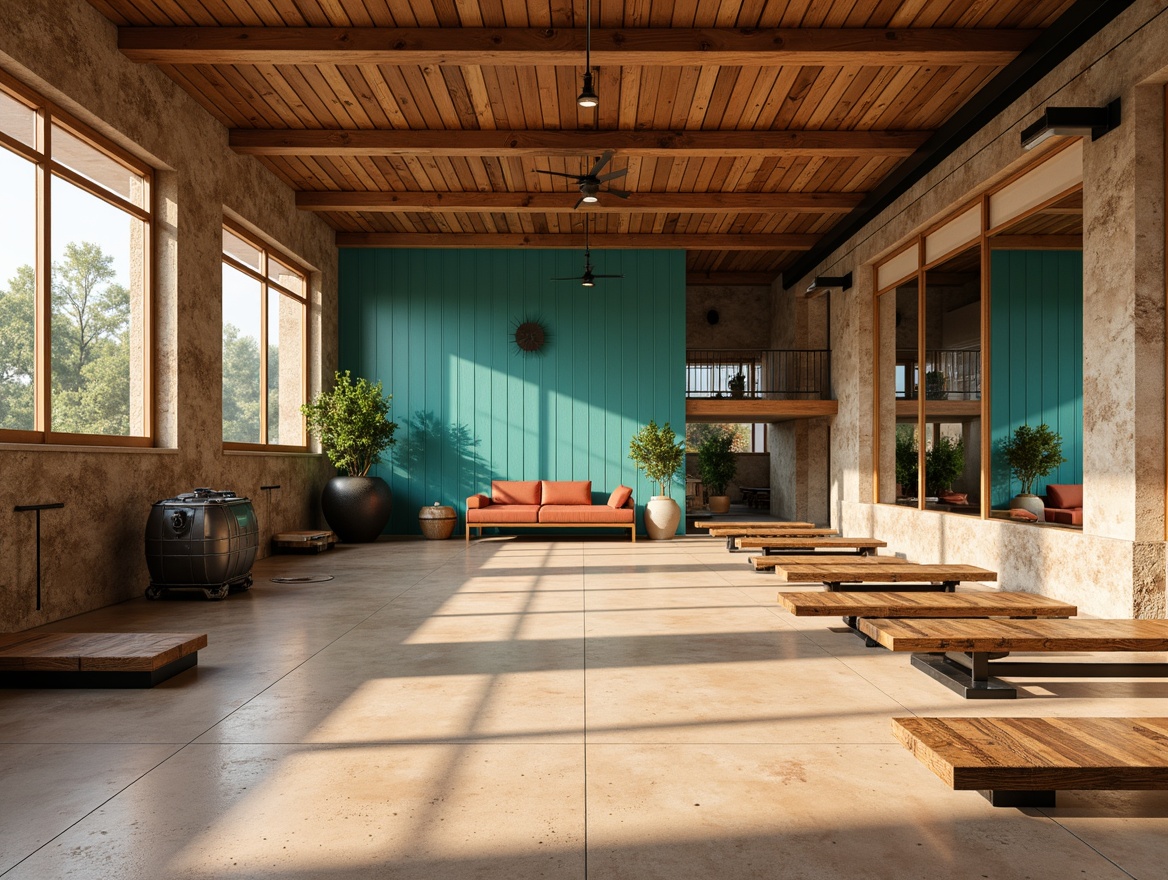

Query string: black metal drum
145 488 258 600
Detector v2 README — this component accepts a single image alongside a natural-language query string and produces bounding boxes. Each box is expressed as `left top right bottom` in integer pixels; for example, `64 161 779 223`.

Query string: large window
222 224 306 449
0 75 152 444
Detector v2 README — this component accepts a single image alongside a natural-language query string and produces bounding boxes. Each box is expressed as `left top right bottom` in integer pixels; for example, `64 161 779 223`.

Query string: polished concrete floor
3 535 1168 879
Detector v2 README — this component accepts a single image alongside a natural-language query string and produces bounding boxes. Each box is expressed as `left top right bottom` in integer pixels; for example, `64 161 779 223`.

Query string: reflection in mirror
924 246 981 514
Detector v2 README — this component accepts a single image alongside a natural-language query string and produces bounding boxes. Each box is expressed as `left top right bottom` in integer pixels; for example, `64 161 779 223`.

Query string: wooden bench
771 562 997 592
0 632 208 687
778 590 1074 644
739 536 887 556
894 716 1168 807
859 617 1168 699
753 554 906 570
708 526 838 551
693 521 814 530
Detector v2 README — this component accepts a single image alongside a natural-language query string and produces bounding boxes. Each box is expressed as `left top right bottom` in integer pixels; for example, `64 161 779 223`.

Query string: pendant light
577 0 598 109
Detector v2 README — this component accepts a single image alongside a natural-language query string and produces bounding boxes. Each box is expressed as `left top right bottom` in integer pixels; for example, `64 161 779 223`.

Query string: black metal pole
14 502 64 612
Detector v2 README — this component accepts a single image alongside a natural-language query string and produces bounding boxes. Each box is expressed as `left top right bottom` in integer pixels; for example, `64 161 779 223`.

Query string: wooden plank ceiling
89 0 1078 285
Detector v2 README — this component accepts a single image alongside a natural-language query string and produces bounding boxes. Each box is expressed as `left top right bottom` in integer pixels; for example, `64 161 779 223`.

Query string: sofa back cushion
607 485 633 509
492 480 541 506
1045 483 1083 509
541 480 592 505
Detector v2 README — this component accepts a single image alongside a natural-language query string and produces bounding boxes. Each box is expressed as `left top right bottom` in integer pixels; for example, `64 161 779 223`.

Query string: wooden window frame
221 220 309 453
0 70 154 447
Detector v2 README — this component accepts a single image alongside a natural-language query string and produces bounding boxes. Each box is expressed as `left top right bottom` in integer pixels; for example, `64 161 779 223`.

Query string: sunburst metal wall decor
511 315 549 355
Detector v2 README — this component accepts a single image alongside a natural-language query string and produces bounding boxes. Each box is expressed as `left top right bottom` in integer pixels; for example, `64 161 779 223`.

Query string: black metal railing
686 349 831 400
898 349 981 400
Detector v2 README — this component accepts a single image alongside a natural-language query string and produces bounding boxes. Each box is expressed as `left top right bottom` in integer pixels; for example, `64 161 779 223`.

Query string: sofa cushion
1045 507 1083 526
467 504 541 523
538 504 635 523
541 480 592 505
466 493 490 509
491 480 541 506
1045 484 1082 510
607 485 633 509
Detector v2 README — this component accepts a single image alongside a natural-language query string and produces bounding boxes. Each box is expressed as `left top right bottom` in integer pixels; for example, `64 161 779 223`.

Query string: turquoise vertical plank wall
338 248 687 535
989 250 1083 506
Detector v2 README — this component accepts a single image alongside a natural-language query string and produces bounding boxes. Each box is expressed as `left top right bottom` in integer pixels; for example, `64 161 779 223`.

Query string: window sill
0 442 177 454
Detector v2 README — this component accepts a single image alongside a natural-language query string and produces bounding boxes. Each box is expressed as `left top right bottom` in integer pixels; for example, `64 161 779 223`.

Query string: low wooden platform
753 554 906 570
708 526 838 551
273 530 337 553
772 563 997 592
859 617 1168 699
0 632 207 688
893 716 1168 807
739 536 886 556
778 591 1076 618
693 520 814 530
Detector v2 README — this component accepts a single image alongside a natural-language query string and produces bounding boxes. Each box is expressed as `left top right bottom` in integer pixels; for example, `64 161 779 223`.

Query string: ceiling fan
552 217 623 287
535 150 630 209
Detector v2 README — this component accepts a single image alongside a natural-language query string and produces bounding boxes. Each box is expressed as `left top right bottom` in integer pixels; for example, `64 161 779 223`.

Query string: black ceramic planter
321 475 393 543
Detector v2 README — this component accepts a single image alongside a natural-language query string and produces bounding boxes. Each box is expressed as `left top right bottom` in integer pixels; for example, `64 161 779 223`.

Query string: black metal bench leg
979 790 1056 808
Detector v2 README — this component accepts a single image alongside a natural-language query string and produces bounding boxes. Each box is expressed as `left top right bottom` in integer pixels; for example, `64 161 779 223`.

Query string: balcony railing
897 349 981 400
686 349 831 400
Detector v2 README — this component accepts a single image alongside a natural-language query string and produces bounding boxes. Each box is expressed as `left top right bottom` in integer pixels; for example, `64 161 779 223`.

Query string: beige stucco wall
0 0 338 631
785 0 1168 617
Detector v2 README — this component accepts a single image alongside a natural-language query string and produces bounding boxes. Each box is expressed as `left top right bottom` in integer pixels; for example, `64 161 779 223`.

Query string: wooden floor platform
859 618 1168 698
754 554 906 570
777 591 1077 618
739 536 887 555
273 530 337 553
693 520 813 530
708 526 838 550
771 563 997 592
0 632 208 687
893 716 1168 807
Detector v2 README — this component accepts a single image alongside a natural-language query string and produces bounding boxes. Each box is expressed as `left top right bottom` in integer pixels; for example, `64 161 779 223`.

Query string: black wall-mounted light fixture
577 0 598 109
804 272 853 298
1021 98 1121 150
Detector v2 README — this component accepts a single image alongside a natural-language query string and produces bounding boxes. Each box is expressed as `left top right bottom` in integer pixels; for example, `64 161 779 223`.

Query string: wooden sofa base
466 522 636 542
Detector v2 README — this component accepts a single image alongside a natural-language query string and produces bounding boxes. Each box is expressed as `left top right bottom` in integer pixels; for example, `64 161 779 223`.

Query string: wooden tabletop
777 591 1075 618
0 632 208 672
693 521 814 529
859 617 1168 652
753 554 906 569
771 563 997 583
739 537 887 550
893 716 1168 791
708 527 839 538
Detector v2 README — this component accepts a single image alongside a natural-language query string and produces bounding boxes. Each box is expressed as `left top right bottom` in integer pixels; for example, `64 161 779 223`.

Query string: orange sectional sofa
465 480 636 541
1043 483 1083 526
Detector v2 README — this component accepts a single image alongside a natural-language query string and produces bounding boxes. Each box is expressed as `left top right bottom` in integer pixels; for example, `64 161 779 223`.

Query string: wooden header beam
336 232 816 250
232 128 928 157
119 27 1037 67
297 191 863 213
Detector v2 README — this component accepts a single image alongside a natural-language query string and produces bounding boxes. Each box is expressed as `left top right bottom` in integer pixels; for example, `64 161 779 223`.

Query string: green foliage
925 435 965 495
685 422 749 453
628 420 684 497
894 425 918 493
697 431 737 496
301 370 398 476
0 242 132 434
924 370 948 400
1001 422 1066 495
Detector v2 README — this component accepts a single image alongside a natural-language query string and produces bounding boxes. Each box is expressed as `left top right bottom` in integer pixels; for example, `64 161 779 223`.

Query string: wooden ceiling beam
119 27 1036 67
336 232 816 250
297 191 863 213
233 129 927 157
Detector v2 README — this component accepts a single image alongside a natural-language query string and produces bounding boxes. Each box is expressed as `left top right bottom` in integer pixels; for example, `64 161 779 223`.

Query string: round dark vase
321 475 393 543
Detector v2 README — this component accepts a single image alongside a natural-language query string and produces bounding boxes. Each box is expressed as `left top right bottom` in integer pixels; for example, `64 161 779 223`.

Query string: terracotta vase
707 495 731 514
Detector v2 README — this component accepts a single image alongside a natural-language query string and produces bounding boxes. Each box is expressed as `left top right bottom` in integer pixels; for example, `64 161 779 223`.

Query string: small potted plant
727 372 747 399
697 431 738 514
924 370 948 400
628 420 685 539
1000 422 1066 522
894 426 918 498
301 370 398 542
925 435 965 500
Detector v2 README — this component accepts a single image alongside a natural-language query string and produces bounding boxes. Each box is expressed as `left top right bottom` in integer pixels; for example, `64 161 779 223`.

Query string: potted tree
1000 422 1066 522
924 370 948 400
301 370 398 542
629 420 685 539
697 431 738 514
894 426 918 498
925 435 965 502
727 372 747 399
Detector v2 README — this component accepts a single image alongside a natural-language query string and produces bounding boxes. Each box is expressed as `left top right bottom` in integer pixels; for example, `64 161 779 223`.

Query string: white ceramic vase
644 495 681 540
1009 493 1046 522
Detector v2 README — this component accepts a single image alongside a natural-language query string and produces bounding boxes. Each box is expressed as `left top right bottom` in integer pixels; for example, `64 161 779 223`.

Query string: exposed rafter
119 27 1037 66
232 129 928 158
336 232 816 250
297 191 864 214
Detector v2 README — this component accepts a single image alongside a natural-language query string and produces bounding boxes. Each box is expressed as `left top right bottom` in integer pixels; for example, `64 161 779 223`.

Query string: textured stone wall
0 0 338 631
685 285 773 350
787 0 1168 617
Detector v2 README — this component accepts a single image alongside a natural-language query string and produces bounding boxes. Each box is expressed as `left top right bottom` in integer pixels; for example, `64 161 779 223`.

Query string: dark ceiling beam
232 129 927 157
336 232 816 250
297 191 863 213
783 0 1140 289
119 27 1037 66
